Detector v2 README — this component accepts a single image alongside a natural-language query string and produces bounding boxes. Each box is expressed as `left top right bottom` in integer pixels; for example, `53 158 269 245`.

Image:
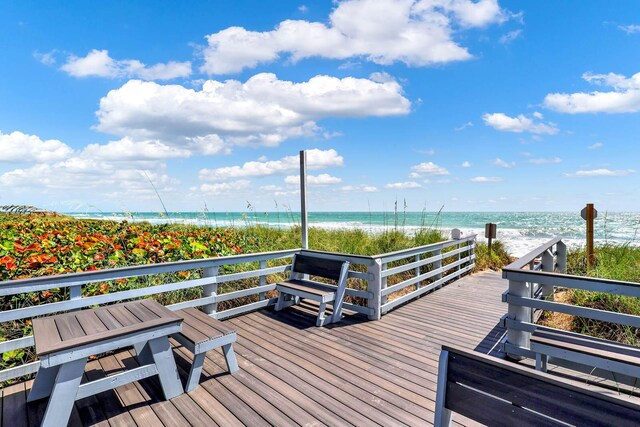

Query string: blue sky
1 0 639 213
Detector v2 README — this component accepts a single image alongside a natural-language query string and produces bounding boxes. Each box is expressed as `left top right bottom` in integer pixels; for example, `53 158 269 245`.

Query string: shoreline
66 212 640 258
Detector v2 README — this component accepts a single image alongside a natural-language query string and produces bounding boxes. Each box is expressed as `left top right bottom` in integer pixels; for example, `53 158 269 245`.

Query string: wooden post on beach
581 203 597 268
485 223 497 256
300 150 308 250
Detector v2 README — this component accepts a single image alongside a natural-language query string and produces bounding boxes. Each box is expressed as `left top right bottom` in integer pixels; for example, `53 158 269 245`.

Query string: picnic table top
32 299 183 356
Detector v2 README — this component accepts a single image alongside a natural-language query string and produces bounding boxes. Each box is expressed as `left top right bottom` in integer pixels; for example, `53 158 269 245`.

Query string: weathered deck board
4 270 630 426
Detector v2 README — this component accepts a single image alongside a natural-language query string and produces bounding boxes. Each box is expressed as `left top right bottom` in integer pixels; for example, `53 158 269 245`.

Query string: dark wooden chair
274 253 350 327
434 345 640 426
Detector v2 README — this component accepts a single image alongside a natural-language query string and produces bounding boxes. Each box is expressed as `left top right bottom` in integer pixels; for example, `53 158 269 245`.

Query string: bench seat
531 327 640 378
276 279 337 302
170 308 239 392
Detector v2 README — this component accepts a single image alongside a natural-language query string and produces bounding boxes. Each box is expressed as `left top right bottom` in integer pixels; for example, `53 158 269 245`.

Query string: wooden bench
531 326 640 380
167 308 239 392
434 345 640 427
275 253 350 327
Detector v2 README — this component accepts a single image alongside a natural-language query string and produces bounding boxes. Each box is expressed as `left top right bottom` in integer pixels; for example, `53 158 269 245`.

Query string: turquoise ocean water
68 211 640 257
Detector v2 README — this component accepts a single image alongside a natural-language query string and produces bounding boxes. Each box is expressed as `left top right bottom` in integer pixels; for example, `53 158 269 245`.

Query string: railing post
541 249 554 299
380 261 388 305
434 247 443 289
556 241 567 274
69 284 82 311
506 279 531 360
368 258 382 320
470 237 476 270
415 254 421 290
202 266 219 317
258 260 266 301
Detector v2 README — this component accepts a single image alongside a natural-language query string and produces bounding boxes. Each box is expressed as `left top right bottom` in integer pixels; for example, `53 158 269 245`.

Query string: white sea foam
67 211 640 258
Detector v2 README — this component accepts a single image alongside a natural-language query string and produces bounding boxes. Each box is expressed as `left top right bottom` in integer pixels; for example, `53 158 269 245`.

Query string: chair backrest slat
292 254 345 282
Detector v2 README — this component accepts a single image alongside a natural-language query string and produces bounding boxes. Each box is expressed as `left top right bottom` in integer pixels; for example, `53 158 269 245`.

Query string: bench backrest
434 346 640 427
291 254 346 282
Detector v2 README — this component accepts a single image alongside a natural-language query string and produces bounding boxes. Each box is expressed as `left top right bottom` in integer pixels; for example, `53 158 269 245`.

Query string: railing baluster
368 258 382 320
415 254 421 290
556 241 567 274
258 260 266 301
506 279 530 360
381 262 388 305
202 266 219 317
541 249 555 299
434 248 442 289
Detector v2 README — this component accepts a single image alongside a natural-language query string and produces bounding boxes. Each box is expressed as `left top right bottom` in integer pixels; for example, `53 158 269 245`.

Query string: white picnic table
28 299 184 427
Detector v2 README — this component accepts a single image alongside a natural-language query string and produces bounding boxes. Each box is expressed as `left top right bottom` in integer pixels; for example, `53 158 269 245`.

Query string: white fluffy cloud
470 176 502 182
564 169 636 178
499 29 522 44
341 184 379 193
588 142 603 150
284 174 342 186
544 72 640 114
384 181 422 189
0 156 175 200
492 158 515 168
201 0 509 74
483 112 559 134
0 129 180 202
200 180 251 195
96 74 409 149
410 161 450 176
61 49 191 80
0 131 74 162
199 149 343 182
81 137 193 161
618 24 640 35
528 157 561 164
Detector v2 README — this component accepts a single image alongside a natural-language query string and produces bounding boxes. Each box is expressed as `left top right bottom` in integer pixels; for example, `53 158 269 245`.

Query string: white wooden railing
501 237 640 361
0 234 476 382
373 235 477 315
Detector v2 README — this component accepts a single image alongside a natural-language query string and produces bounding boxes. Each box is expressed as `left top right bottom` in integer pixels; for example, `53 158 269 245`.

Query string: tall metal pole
300 150 308 249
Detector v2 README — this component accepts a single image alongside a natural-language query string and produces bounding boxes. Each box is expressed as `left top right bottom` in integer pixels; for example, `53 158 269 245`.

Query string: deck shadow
473 322 507 358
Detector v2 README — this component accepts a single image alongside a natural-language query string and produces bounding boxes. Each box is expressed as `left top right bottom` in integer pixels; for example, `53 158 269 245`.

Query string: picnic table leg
148 336 183 399
27 364 60 402
185 352 206 392
41 358 86 427
222 343 239 373
134 340 154 366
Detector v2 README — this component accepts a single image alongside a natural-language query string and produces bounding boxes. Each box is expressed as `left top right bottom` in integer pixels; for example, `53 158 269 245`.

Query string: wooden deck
0 271 565 425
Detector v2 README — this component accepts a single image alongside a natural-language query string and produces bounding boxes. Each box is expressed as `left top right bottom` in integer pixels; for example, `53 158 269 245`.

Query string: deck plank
2 382 27 427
